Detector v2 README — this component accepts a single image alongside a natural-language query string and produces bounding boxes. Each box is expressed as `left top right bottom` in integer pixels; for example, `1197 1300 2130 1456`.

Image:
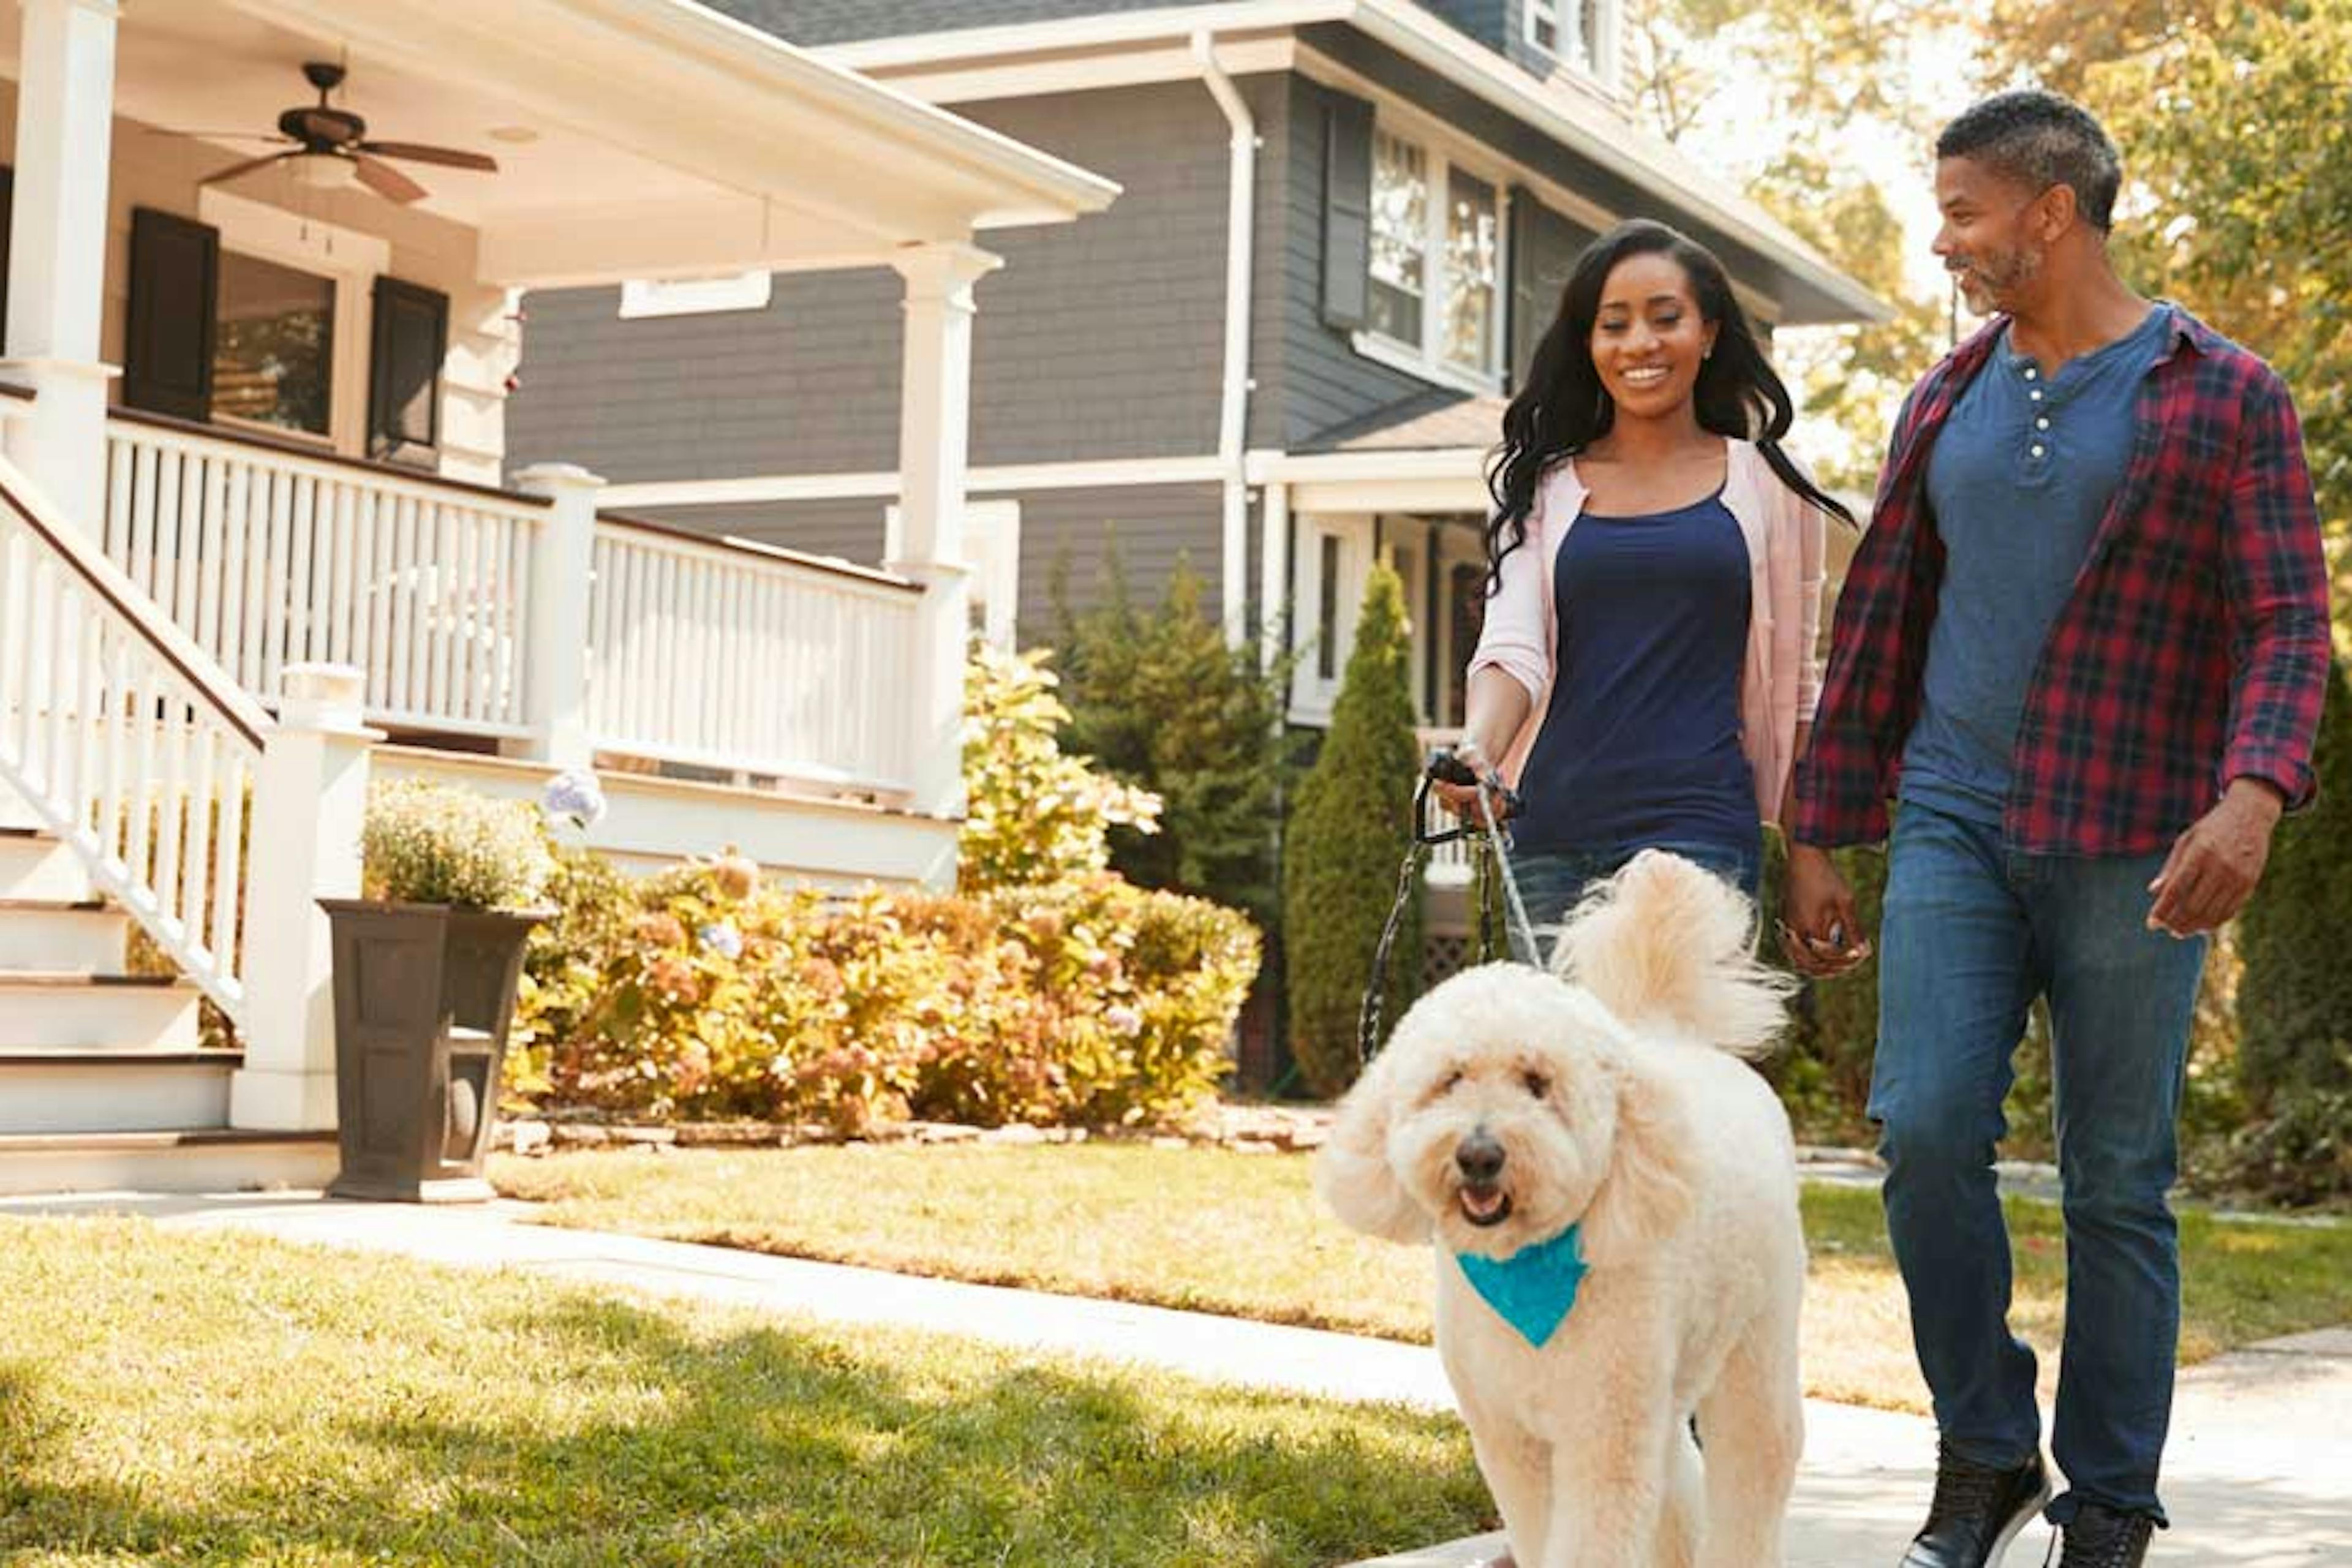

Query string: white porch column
231 664 381 1132
508 463 606 771
2 0 121 529
886 241 1000 823
1258 480 1290 673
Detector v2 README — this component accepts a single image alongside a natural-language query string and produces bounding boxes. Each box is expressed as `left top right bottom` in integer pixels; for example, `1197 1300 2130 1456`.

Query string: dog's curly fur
1315 851 1806 1568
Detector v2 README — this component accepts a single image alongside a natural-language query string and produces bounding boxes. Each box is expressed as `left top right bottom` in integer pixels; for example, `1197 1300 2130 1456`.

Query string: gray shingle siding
639 483 1223 648
507 273 903 481
704 0 1191 47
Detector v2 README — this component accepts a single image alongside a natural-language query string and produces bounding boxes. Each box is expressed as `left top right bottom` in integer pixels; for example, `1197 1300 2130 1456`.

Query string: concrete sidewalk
7 1189 2347 1566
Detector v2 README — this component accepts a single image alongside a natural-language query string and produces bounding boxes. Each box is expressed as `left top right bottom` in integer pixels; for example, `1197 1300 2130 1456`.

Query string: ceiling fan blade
201 150 298 186
352 154 428 204
358 141 497 173
148 130 294 143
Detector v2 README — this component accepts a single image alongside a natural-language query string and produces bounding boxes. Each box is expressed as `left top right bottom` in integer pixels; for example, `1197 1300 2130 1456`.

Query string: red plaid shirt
1793 307 2331 855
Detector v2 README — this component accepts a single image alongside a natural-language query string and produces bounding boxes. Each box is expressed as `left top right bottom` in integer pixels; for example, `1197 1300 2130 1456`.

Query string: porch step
0 827 94 902
0 973 198 1051
0 899 130 970
0 1051 238 1134
0 1128 338 1197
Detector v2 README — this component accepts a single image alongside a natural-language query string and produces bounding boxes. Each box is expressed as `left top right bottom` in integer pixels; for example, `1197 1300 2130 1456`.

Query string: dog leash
1356 751 1541 1066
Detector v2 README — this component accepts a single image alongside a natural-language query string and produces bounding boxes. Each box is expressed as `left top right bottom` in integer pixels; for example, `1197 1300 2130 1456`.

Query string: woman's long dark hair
1483 219 1855 590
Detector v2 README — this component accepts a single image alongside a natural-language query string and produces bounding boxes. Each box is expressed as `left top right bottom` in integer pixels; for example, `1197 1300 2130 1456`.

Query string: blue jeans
1872 802 2207 1526
1503 835 1761 966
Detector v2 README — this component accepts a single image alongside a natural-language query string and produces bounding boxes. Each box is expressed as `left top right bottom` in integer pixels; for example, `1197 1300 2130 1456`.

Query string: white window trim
884 499 1022 650
1356 121 1508 395
1526 0 1619 80
198 189 387 457
1526 0 1564 57
1287 511 1374 726
619 271 774 319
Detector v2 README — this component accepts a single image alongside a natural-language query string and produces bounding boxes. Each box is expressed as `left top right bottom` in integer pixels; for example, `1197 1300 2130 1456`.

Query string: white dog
1314 850 1806 1568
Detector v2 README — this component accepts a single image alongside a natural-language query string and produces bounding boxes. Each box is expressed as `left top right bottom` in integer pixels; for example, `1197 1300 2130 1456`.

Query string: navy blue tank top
1510 492 1756 856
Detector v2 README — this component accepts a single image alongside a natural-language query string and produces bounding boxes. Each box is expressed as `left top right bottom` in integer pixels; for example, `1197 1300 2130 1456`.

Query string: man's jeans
1506 837 1761 966
1872 801 2206 1526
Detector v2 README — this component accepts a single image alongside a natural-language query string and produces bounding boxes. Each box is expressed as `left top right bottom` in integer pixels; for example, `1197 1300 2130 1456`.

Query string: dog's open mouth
1457 1183 1513 1227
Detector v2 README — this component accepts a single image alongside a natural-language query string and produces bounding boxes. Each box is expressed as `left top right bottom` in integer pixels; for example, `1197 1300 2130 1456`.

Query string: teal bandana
1455 1224 1588 1348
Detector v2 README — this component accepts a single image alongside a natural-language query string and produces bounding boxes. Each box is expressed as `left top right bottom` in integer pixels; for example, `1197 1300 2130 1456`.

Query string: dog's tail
1548 849 1793 1058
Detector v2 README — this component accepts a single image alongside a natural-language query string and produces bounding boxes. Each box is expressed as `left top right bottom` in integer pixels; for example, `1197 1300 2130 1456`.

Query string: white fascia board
819 0 1883 325
600 455 1231 510
1245 447 1488 485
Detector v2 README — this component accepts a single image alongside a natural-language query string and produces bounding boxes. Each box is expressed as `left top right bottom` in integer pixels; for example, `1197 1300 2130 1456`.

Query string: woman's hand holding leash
1431 739 1518 826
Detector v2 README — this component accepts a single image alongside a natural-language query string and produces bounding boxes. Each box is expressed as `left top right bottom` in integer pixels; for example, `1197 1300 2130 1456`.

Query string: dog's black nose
1455 1131 1505 1183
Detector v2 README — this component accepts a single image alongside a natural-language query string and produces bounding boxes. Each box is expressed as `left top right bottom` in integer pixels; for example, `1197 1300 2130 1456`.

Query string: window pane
1530 0 1560 52
1369 129 1426 344
1580 0 1602 66
214 251 334 437
1444 168 1499 372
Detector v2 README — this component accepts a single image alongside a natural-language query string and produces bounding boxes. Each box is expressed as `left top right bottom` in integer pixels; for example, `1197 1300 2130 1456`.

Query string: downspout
1193 30 1255 643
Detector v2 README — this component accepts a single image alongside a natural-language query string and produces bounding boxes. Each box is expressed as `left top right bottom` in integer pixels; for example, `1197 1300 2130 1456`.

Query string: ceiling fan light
292 151 358 192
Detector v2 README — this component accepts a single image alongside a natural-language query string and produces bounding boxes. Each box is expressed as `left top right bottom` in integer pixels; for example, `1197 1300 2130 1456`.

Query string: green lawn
0 1216 1490 1567
494 1142 2352 1414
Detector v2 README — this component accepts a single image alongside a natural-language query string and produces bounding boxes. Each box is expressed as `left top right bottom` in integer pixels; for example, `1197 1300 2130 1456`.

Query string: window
1368 130 1427 346
1316 533 1343 681
619 271 773 319
1528 0 1561 53
213 251 336 437
1291 514 1373 725
1444 168 1499 374
1527 0 1608 71
1355 124 1506 390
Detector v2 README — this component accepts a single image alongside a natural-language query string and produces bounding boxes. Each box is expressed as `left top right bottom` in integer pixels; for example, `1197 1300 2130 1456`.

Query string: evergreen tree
2234 661 2352 1107
1282 565 1423 1097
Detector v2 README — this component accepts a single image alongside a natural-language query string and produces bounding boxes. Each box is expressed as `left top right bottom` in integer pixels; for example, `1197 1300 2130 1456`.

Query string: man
1783 90 2331 1568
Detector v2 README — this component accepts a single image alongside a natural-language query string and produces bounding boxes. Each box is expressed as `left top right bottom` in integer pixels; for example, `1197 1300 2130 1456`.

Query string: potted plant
322 777 564 1202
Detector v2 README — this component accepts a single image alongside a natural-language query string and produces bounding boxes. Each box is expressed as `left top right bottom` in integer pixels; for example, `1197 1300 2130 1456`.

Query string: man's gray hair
1936 89 2123 232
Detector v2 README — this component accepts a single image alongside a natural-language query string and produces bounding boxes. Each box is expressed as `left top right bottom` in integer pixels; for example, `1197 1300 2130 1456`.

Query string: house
0 0 1114 1193
503 0 1885 976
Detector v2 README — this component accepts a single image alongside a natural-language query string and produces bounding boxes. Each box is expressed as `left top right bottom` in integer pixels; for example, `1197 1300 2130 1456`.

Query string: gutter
1193 29 1259 639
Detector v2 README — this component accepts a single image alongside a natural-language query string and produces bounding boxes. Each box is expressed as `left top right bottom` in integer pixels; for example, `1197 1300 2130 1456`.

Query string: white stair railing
0 453 275 1026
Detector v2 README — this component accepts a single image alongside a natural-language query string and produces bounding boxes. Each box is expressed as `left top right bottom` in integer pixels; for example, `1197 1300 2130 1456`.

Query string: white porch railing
587 518 920 798
0 453 271 1023
102 411 542 742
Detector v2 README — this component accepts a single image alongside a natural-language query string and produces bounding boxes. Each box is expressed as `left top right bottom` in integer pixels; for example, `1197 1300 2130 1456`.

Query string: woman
1439 219 1858 958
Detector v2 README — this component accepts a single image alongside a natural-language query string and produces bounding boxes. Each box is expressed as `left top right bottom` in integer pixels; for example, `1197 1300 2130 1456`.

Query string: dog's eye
1523 1071 1550 1098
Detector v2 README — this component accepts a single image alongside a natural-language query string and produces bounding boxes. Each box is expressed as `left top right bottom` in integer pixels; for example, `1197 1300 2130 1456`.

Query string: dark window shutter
1321 92 1374 331
368 276 447 466
1506 189 1596 392
0 166 13 351
124 206 219 421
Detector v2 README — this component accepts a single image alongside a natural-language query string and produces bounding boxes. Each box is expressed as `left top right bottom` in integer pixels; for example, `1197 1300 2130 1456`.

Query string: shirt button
2030 443 2047 458
2030 389 2044 402
2035 417 2051 430
2024 368 2039 380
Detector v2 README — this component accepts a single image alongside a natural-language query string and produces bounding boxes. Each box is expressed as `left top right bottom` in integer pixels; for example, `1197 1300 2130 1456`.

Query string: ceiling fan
184 61 498 205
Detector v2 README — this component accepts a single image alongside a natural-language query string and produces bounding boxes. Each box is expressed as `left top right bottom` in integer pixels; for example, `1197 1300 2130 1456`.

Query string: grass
494 1142 2352 1415
0 1216 1491 1567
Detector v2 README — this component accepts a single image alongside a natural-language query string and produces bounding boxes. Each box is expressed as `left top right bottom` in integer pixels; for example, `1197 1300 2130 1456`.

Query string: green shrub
1283 564 1422 1098
1058 559 1298 927
2234 660 2352 1109
362 778 553 909
960 644 1160 894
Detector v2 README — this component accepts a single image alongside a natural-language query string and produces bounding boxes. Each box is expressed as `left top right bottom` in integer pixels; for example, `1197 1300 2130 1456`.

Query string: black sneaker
1901 1439 2052 1567
2051 1502 2155 1567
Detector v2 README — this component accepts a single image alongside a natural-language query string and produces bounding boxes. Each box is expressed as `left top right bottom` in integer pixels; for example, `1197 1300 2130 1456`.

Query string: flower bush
363 778 554 909
511 857 1257 1133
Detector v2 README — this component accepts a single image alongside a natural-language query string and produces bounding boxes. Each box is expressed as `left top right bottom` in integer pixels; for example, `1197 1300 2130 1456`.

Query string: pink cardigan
1466 439 1828 827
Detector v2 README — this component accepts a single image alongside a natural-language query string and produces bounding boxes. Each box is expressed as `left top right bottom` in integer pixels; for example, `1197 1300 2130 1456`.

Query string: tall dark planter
320 900 543 1202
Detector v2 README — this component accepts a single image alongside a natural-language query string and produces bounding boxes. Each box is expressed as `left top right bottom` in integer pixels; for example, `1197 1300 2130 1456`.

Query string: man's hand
2147 778 2286 937
1781 841 1871 978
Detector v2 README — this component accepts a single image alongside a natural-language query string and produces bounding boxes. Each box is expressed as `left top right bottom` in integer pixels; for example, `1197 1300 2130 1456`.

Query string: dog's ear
1579 1054 1697 1266
1313 1055 1430 1245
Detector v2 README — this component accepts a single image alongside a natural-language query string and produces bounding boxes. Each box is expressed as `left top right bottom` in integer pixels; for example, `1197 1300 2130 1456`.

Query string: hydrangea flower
541 769 607 831
698 921 744 961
